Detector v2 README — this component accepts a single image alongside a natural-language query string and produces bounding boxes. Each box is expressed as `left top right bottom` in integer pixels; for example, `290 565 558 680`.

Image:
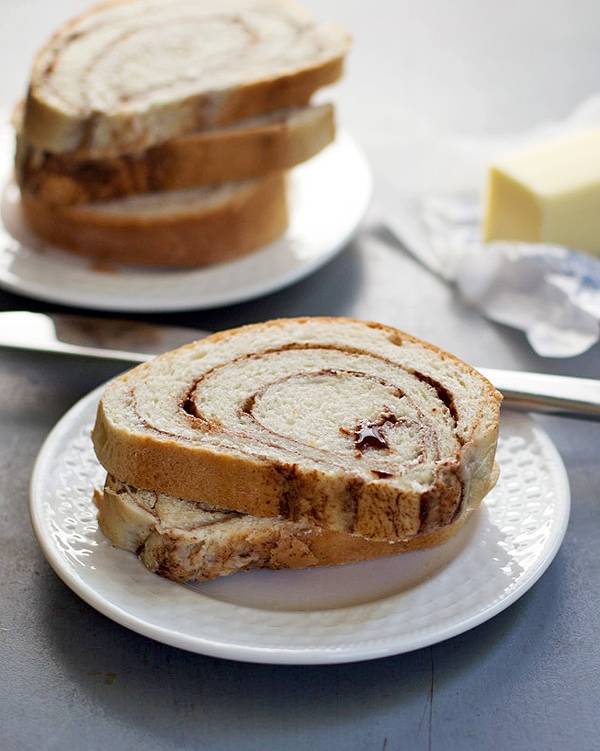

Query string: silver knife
1 311 599 420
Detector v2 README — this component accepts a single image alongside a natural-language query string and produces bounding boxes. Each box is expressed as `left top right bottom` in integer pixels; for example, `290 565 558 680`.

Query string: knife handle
479 367 600 421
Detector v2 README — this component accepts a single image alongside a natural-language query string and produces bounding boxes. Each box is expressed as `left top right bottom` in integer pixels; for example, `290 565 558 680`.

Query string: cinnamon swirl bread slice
95 475 472 582
21 173 287 267
17 104 335 207
93 318 501 542
22 0 350 156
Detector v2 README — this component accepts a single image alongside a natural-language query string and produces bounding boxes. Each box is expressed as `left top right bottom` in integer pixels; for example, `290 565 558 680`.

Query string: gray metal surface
1 1 599 749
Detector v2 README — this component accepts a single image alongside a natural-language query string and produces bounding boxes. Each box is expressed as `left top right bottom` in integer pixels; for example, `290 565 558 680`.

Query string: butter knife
1 310 599 420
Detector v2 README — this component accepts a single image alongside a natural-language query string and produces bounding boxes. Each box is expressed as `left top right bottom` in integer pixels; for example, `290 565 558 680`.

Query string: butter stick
483 128 600 255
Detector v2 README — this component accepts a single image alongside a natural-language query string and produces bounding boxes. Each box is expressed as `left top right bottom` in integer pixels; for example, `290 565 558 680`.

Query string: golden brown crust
22 0 349 156
95 479 473 583
20 173 288 267
18 105 335 207
92 318 502 541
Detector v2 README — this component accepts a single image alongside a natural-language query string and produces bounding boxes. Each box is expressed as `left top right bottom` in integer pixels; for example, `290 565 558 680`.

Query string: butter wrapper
381 95 600 357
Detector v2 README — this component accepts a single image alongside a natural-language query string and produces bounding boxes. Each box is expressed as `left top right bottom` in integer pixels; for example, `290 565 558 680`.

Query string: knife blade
1 311 599 420
0 310 206 363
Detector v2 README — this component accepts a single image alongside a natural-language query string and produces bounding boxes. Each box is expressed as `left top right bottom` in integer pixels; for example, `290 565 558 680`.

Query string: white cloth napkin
381 96 600 357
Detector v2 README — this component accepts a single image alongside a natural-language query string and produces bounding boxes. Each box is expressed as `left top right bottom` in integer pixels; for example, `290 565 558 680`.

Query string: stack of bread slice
92 317 502 582
16 0 350 266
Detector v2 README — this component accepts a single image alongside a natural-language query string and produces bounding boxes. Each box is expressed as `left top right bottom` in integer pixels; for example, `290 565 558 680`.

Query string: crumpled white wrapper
382 95 600 357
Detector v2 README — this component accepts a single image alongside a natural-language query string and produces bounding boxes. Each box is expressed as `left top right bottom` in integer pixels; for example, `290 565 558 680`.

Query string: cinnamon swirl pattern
23 0 350 155
93 318 502 543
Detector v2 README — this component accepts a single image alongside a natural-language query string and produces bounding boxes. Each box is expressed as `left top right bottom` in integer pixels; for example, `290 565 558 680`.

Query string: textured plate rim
30 386 571 664
0 129 372 312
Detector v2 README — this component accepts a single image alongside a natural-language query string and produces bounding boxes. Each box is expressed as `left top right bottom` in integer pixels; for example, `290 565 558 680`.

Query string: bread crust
20 173 288 267
92 318 502 541
22 0 349 156
18 105 335 207
95 478 473 583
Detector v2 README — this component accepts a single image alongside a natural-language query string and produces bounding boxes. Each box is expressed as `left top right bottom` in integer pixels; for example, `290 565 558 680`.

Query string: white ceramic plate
30 388 570 664
0 122 371 311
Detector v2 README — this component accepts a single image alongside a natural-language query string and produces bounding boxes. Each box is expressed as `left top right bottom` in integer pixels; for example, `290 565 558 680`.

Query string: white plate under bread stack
91 317 502 583
15 0 350 267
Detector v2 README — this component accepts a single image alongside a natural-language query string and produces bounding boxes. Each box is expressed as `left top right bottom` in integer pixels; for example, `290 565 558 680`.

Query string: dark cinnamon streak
353 409 398 453
354 422 388 451
419 494 430 531
274 464 301 521
344 477 365 532
411 370 458 425
181 396 199 418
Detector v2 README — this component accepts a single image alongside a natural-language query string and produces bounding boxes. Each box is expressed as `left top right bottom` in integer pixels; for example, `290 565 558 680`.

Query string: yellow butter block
483 128 600 255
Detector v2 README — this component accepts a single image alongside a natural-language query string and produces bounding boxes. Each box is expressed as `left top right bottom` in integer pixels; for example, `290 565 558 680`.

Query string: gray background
1 1 599 749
